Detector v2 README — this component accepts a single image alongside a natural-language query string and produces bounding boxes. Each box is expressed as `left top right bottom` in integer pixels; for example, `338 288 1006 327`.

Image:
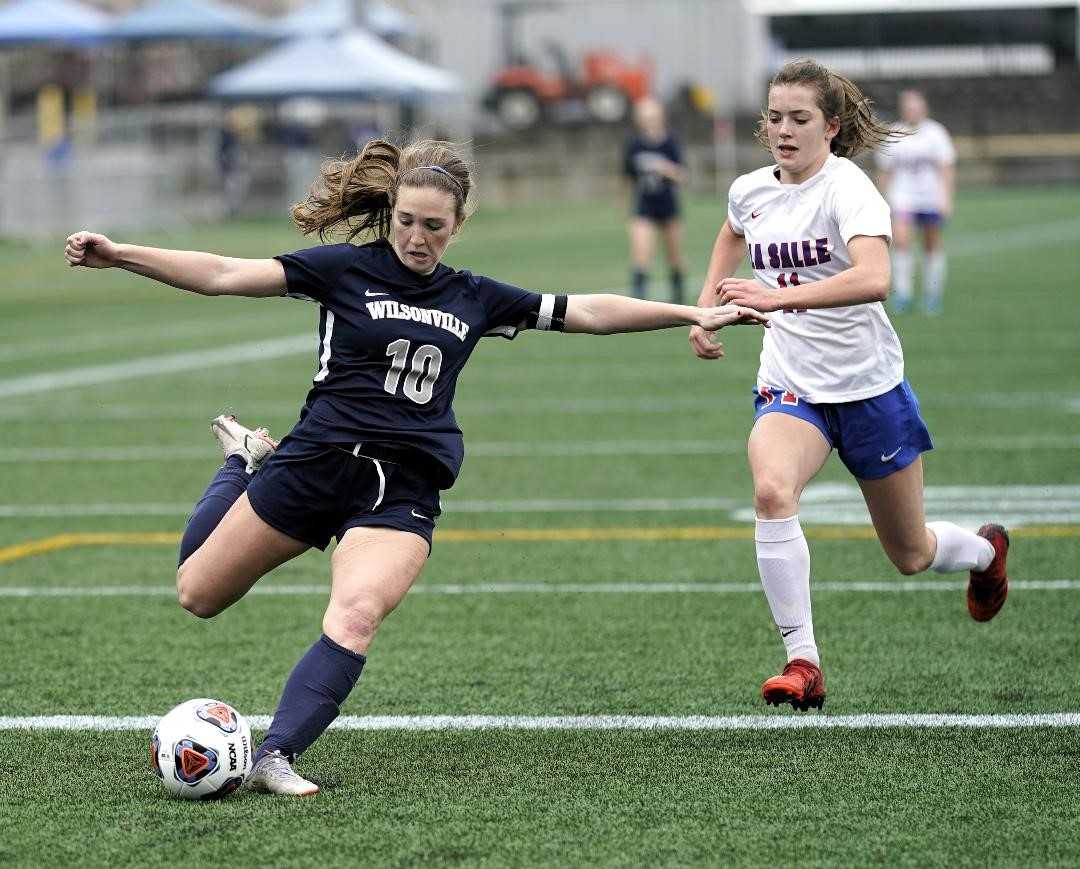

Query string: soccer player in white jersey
876 90 956 314
688 59 1009 712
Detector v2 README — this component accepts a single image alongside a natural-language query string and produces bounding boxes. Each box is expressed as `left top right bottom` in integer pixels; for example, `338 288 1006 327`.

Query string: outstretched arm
563 294 767 336
64 231 286 298
718 235 890 311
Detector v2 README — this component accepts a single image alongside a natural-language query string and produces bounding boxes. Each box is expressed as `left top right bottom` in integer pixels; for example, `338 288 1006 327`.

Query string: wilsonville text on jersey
364 299 470 341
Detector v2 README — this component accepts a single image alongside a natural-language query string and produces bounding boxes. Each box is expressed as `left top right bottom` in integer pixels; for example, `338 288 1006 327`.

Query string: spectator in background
876 90 956 314
624 97 687 303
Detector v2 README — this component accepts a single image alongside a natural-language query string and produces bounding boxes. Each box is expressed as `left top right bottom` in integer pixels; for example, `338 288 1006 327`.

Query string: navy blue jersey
275 239 566 488
623 134 683 202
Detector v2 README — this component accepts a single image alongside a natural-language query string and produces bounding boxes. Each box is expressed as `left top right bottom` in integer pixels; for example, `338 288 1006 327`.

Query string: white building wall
404 0 768 116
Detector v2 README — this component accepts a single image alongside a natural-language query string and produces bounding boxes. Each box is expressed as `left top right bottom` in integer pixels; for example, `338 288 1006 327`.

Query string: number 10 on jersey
384 339 443 405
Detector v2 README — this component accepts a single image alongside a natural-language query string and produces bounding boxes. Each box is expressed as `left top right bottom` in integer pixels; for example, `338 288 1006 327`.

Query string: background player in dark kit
65 138 767 796
623 97 687 302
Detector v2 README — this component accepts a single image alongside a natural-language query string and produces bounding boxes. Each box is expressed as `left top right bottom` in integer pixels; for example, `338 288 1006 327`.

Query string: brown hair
756 59 896 158
291 138 472 242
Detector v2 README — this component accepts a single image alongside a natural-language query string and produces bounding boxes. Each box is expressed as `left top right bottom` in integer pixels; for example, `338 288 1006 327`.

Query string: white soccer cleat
246 750 319 797
211 414 277 473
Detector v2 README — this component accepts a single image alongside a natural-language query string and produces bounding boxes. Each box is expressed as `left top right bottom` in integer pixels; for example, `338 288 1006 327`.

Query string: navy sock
631 269 648 299
670 269 685 305
255 634 366 763
178 455 251 566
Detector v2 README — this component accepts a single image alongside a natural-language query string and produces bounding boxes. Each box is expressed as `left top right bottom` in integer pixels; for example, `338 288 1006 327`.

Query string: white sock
924 252 947 307
928 521 994 573
756 515 818 665
892 249 914 306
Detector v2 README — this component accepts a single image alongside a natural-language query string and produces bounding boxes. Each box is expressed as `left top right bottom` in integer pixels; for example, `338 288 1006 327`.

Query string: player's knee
753 477 798 518
176 563 224 619
323 595 385 651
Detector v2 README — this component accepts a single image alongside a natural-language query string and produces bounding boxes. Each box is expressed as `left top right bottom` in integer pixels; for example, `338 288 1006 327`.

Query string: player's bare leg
890 216 915 313
857 458 934 575
324 526 429 654
660 219 687 303
250 527 429 796
857 458 1005 618
749 413 831 710
920 222 946 314
628 217 656 298
176 493 309 617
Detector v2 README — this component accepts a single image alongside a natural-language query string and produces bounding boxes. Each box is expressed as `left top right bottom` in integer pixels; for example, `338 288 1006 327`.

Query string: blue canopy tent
266 0 416 42
208 29 459 102
0 0 111 44
105 0 268 41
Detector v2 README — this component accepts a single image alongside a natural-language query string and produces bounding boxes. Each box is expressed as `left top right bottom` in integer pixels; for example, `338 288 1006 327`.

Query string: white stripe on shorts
371 459 386 511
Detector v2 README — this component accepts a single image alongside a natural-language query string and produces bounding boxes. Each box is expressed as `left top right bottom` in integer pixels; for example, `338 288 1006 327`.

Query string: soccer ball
151 698 253 799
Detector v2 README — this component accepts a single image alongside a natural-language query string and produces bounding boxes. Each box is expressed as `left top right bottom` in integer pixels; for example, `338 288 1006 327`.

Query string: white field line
0 391 1077 420
0 335 314 399
949 215 1080 258
0 579 1077 598
0 312 299 364
2 433 1080 463
2 713 1079 732
738 482 1080 528
3 484 1079 520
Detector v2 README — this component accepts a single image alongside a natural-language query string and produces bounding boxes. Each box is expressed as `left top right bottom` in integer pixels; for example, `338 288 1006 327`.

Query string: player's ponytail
757 59 896 158
291 138 401 242
291 138 472 242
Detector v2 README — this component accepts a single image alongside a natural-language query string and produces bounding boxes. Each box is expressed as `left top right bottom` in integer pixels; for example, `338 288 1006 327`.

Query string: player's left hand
696 304 770 332
716 278 783 312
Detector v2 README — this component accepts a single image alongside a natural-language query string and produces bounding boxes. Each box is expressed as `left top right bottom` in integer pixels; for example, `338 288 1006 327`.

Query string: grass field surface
1 185 1079 867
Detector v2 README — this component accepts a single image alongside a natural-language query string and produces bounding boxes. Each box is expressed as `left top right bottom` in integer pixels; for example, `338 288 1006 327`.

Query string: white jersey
876 119 955 213
728 154 903 404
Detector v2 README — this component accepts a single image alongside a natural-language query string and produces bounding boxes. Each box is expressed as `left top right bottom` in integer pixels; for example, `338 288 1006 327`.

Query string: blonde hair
291 139 472 242
756 59 896 158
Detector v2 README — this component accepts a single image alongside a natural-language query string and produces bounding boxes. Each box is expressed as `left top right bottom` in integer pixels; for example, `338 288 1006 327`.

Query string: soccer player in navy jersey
65 138 767 796
623 98 687 303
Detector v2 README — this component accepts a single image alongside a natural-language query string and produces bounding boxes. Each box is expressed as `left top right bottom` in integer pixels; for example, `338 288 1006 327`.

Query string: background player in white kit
876 90 956 314
689 59 1009 711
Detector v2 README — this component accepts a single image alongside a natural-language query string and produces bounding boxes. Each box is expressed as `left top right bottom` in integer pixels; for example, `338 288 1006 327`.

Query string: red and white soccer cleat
762 658 826 711
967 524 1009 622
211 414 278 473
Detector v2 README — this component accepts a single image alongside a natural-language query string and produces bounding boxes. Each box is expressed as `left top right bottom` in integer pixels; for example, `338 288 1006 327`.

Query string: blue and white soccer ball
151 698 253 799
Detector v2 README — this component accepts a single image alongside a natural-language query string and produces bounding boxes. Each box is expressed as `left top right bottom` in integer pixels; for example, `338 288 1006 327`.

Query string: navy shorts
752 380 934 480
634 191 679 223
246 437 442 551
895 210 944 227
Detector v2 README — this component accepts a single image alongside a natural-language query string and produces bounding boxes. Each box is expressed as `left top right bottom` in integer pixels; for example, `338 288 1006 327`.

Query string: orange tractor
482 2 651 129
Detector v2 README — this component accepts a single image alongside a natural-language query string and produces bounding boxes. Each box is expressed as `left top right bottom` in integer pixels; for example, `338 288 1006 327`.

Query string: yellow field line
0 532 181 565
1 525 1078 565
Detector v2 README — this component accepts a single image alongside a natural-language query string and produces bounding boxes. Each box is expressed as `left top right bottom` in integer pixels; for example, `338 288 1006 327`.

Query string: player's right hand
689 324 725 360
64 231 119 268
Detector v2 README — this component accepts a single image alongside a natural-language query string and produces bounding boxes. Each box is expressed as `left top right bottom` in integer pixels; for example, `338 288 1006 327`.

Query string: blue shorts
246 437 442 551
895 210 944 227
752 380 934 480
